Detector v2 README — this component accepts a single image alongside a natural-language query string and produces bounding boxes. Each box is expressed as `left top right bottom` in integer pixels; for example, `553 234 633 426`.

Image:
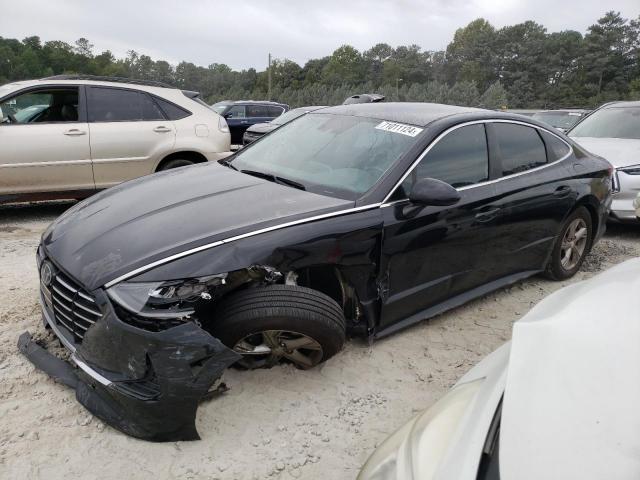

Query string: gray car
359 258 640 480
568 101 640 222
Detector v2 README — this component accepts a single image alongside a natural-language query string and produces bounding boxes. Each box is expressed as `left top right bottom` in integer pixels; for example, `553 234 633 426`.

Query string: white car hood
501 258 640 480
571 136 640 168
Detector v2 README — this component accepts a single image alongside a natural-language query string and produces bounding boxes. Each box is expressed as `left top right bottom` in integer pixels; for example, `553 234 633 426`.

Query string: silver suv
0 75 231 203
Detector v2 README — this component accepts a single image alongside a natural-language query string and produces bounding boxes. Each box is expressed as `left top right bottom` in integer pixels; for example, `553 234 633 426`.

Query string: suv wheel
208 285 346 369
159 159 194 171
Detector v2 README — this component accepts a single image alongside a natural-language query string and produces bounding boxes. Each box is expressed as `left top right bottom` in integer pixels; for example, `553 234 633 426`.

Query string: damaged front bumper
18 292 240 442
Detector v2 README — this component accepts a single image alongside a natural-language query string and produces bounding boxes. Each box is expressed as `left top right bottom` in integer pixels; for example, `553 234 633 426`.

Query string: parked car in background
358 258 640 480
343 93 385 104
568 101 640 222
505 109 540 117
20 103 612 441
532 109 590 132
0 75 231 203
211 100 288 144
242 105 327 145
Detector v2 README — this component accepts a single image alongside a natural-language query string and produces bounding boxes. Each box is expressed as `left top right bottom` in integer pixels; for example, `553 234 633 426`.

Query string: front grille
41 267 102 343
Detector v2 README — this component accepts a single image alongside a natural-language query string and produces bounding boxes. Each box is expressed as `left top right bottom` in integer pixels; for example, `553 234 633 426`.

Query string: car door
379 123 504 330
223 104 248 144
246 105 272 131
0 86 93 195
86 86 176 189
486 122 576 275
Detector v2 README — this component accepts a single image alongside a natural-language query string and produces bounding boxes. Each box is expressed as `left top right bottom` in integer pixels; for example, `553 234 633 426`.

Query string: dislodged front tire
544 206 593 280
159 159 194 171
209 285 346 369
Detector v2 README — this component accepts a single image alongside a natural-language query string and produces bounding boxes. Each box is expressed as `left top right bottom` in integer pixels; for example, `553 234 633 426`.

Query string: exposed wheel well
156 151 208 172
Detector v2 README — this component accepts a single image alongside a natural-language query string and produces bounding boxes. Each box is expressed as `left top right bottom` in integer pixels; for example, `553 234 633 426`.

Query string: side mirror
223 112 232 119
408 178 461 207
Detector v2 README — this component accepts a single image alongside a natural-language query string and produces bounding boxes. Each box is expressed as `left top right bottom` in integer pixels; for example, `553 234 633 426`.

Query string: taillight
218 116 229 134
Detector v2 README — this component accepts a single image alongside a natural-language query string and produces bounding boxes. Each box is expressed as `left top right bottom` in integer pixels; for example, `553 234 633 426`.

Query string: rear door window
493 123 547 176
87 87 165 122
246 105 270 117
267 106 284 117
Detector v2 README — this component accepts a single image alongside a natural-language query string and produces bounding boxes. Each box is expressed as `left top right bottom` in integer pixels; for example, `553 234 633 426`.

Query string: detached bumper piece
18 326 241 442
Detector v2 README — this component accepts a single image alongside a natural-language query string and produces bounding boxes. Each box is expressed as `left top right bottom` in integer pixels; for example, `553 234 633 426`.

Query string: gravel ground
1 201 638 480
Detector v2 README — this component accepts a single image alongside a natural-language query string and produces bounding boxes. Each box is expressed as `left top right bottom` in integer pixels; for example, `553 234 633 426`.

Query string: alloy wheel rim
560 218 588 270
233 330 323 369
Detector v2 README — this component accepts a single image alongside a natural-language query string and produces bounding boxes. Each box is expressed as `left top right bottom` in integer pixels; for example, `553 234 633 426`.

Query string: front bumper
18 278 241 442
610 170 640 222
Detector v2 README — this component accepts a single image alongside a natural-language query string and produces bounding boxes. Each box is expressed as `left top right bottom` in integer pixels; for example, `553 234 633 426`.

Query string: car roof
600 100 640 109
1 77 179 96
313 102 489 126
534 109 590 114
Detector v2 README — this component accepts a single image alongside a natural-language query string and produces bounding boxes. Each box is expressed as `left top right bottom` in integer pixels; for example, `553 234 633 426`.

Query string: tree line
1 11 638 109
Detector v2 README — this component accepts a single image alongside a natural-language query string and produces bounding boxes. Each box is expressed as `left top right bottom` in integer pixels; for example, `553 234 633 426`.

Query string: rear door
486 122 576 275
0 85 93 195
246 104 273 128
379 123 503 330
86 86 176 188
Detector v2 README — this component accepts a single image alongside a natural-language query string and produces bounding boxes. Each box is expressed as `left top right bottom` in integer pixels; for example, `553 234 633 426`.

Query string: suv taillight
218 116 229 134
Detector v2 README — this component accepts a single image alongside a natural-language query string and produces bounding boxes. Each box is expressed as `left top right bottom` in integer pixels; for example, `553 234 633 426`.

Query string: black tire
158 159 194 171
544 206 593 281
208 285 346 369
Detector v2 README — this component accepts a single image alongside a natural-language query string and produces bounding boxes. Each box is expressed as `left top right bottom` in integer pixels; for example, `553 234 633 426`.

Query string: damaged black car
20 102 613 441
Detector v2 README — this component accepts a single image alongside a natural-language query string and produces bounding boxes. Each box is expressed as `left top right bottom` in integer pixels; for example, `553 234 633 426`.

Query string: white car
568 101 640 222
0 75 231 203
358 258 640 480
635 192 640 219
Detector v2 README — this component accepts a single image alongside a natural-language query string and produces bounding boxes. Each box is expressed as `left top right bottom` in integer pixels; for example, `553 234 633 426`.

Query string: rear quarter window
540 130 571 161
493 123 547 176
153 96 190 120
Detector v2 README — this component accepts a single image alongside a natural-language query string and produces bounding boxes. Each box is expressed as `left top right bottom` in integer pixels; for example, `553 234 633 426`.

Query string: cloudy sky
1 0 638 70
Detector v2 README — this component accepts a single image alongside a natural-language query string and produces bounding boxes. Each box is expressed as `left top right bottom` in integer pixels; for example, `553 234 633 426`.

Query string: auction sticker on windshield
375 121 423 137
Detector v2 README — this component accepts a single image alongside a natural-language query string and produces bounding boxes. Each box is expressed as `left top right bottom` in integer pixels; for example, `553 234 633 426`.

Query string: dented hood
42 163 351 289
501 258 640 480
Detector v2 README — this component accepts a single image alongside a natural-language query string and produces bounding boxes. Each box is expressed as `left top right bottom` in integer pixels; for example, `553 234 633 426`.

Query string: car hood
42 163 351 290
246 123 278 134
501 258 640 480
570 137 640 168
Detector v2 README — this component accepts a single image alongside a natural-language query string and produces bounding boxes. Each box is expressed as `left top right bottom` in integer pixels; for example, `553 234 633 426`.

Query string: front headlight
107 274 226 325
358 380 482 480
618 164 640 175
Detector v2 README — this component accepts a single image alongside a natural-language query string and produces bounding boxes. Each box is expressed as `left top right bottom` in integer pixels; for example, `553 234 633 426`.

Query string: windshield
229 113 422 200
569 107 640 139
533 112 583 129
211 103 230 114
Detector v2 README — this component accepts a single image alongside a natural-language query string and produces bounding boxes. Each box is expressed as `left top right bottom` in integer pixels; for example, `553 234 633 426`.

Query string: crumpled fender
18 326 241 442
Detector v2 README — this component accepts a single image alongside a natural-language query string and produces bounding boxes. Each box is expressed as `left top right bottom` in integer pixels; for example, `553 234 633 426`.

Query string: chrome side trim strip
104 203 382 287
72 355 112 386
381 119 574 204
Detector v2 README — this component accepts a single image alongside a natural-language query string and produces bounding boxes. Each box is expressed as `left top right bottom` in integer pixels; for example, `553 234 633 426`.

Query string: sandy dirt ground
1 201 638 480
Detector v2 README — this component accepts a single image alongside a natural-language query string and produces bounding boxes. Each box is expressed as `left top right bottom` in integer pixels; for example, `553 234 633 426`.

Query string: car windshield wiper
219 158 238 171
241 169 306 191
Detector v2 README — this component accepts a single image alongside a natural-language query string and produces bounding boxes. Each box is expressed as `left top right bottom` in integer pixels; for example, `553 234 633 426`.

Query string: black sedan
20 103 613 441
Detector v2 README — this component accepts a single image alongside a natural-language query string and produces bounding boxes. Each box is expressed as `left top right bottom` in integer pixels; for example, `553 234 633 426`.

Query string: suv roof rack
42 75 175 89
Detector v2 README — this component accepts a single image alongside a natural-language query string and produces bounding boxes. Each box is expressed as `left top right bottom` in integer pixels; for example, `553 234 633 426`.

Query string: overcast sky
1 0 638 71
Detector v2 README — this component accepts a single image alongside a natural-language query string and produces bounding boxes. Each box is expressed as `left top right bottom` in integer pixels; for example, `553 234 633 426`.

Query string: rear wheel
158 159 194 171
545 207 592 280
208 285 346 369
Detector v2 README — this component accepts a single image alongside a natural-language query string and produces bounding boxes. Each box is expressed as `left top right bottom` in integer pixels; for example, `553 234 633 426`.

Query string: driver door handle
153 126 172 133
63 129 86 136
475 207 501 222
